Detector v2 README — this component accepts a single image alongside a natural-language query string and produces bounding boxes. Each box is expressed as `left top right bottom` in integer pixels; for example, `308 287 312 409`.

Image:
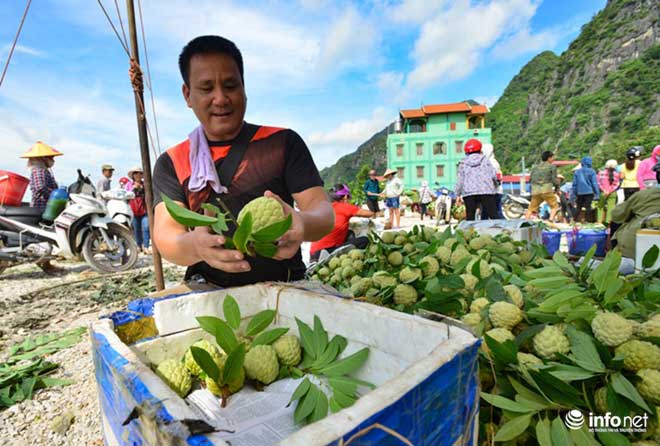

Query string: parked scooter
434 185 454 225
69 170 134 228
502 193 530 220
0 170 139 274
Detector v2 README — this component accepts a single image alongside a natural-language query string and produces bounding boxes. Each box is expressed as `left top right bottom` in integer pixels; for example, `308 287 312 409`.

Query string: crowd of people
20 142 151 256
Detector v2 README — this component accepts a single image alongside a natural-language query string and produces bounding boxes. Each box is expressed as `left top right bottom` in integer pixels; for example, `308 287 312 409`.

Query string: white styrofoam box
636 229 660 270
92 284 479 446
457 219 542 244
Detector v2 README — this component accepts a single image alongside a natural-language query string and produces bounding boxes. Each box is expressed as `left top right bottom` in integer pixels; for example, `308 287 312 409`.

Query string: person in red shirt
310 185 374 261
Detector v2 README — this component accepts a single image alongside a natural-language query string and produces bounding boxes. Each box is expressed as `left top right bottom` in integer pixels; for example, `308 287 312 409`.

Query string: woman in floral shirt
20 141 62 208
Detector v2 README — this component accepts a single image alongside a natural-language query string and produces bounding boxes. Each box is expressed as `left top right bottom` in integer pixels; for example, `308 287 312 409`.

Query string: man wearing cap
97 164 114 193
309 184 374 261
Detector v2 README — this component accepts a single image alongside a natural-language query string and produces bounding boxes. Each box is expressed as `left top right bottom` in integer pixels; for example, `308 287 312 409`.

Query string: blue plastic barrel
542 231 562 256
566 229 607 257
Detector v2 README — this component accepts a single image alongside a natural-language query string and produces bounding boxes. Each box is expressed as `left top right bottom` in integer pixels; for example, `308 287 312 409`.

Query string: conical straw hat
20 141 63 158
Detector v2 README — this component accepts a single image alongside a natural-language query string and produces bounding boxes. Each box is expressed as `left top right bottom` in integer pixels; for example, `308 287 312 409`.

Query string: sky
0 0 606 188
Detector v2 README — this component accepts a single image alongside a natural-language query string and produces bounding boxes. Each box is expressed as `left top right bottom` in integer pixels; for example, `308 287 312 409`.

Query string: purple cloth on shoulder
188 126 227 194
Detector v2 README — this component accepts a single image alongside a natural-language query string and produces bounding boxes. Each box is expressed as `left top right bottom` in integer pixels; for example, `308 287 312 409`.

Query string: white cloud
308 107 391 147
1 44 45 58
387 0 449 24
376 71 404 93
490 27 561 60
317 8 379 71
474 95 499 107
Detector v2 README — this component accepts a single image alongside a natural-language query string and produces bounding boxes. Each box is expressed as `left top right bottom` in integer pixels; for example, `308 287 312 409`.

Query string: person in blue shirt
363 169 381 214
571 156 600 222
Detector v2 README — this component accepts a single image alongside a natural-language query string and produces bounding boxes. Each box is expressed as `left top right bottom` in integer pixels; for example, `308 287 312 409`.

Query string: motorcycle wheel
503 203 524 220
82 223 139 273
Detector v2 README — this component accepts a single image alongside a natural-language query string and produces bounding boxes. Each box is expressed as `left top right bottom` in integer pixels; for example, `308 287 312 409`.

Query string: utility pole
520 156 526 195
126 0 164 290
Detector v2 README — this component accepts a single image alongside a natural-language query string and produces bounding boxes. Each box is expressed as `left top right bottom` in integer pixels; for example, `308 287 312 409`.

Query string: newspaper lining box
91 283 480 446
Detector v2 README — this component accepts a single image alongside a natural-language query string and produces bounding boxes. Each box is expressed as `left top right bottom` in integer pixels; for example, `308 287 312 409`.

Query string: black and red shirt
153 124 323 287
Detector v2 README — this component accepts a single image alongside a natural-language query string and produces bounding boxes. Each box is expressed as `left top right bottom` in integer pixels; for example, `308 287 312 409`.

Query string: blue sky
1 0 605 187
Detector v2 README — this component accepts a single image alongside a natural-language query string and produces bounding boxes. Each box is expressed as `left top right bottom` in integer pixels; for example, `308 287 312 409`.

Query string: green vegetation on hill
489 0 660 171
319 127 389 187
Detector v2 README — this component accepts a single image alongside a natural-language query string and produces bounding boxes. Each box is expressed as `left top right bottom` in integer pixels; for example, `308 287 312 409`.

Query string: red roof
400 102 488 119
400 108 426 119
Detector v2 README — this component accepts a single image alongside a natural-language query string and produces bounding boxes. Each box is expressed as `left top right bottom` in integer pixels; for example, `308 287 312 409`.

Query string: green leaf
319 348 369 377
596 431 630 446
330 387 357 408
553 250 575 274
494 413 533 442
551 416 573 446
484 336 517 364
611 372 652 413
527 276 571 290
311 338 341 370
480 392 535 413
537 289 584 312
569 425 599 446
536 417 552 446
21 376 37 400
578 244 597 277
329 396 343 413
246 310 276 337
328 377 357 398
296 318 317 359
523 266 564 280
328 375 375 390
565 327 606 372
252 214 293 242
190 346 220 382
251 327 289 346
294 383 319 424
196 316 238 354
642 244 659 269
37 377 74 388
233 211 253 253
509 377 553 408
309 388 329 423
312 316 329 359
162 193 218 227
223 295 241 330
288 378 311 406
548 364 597 381
223 344 246 384
253 242 278 258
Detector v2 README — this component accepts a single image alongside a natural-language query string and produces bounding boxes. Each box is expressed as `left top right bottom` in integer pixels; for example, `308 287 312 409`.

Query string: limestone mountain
488 0 660 171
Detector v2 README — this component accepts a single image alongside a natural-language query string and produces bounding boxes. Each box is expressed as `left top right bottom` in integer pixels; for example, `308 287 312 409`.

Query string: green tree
348 165 370 205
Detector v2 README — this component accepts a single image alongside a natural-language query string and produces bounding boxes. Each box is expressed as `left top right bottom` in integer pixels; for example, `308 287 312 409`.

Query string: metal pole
126 0 164 290
520 156 526 195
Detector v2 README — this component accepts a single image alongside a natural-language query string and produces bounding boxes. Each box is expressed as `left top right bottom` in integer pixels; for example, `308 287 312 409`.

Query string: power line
0 0 33 90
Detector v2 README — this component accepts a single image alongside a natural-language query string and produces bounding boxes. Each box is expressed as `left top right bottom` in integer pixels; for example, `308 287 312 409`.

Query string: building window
416 143 424 156
455 140 463 153
416 166 424 178
409 119 426 133
397 167 405 178
468 116 480 129
396 144 403 157
450 122 456 131
433 142 446 155
436 164 444 177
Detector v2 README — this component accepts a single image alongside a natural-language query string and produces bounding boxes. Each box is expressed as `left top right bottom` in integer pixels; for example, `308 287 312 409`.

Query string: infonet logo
564 410 649 433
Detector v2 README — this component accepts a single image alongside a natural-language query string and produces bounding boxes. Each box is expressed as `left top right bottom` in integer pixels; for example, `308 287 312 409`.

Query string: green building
386 101 492 190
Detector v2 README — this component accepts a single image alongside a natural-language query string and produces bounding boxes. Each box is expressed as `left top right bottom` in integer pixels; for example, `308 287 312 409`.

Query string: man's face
104 169 113 178
369 170 376 178
547 156 554 163
183 53 247 141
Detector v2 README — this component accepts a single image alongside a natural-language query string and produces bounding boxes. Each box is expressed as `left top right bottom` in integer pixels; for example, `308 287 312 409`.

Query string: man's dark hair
541 151 554 162
178 35 244 87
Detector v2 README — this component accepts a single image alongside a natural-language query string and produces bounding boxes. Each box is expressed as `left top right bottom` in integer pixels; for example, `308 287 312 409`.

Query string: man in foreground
152 35 333 287
525 151 559 220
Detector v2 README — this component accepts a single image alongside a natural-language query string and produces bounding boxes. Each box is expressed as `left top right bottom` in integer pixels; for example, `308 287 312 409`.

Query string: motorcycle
434 185 454 225
502 193 530 220
0 170 139 274
69 169 134 228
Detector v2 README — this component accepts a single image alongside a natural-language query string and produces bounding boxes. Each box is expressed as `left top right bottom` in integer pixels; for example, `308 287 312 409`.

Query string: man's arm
153 202 251 272
266 187 334 260
356 208 375 217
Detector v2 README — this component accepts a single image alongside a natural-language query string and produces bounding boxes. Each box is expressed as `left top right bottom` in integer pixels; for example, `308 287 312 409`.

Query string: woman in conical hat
19 142 64 273
20 141 62 208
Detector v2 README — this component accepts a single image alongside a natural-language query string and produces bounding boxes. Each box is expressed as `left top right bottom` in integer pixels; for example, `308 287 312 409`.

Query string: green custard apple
155 359 192 398
435 246 452 264
399 267 422 283
489 301 523 330
615 340 660 372
503 284 524 308
393 284 418 306
517 352 543 369
184 339 225 376
533 325 570 359
273 334 302 366
244 345 280 385
591 312 633 347
237 196 285 233
388 251 404 266
636 369 660 405
420 256 440 278
470 297 490 314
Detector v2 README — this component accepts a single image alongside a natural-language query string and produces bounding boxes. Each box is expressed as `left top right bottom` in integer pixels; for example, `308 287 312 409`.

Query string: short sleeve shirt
152 125 323 287
310 201 360 254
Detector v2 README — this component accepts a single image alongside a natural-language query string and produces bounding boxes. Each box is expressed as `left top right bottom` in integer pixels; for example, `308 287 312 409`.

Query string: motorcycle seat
0 205 44 226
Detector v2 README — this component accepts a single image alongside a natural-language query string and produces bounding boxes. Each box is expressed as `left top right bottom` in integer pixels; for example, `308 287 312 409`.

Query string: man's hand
264 190 305 260
190 226 251 273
